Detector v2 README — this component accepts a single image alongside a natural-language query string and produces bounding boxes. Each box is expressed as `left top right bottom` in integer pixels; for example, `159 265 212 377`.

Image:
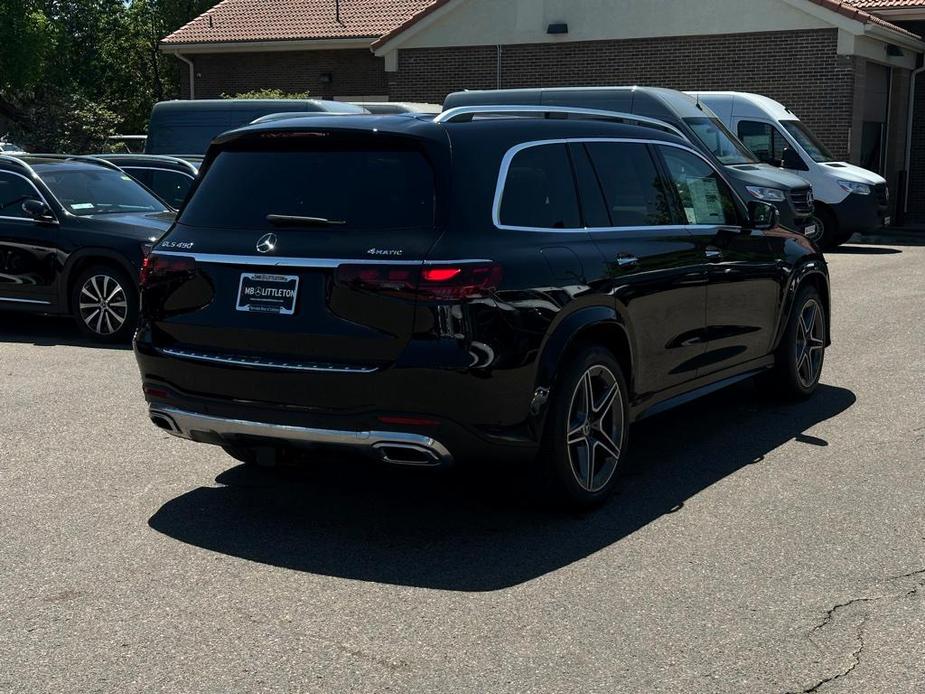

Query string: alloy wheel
795 298 825 388
78 274 128 336
566 365 624 493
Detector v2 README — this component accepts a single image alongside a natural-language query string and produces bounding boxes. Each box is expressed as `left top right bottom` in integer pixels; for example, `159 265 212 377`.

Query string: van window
585 143 673 227
179 148 435 230
684 117 756 165
499 144 580 229
780 121 834 163
737 121 786 165
658 147 738 226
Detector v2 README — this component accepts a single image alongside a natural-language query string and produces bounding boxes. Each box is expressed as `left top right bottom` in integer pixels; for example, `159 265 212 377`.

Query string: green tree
0 0 220 152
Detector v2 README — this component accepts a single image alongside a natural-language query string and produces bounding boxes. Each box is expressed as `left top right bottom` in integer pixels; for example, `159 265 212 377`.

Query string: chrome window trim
0 170 58 223
491 137 746 233
122 166 196 181
152 251 493 268
0 296 52 305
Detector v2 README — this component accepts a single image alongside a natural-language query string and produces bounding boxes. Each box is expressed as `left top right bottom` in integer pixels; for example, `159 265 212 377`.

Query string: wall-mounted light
319 72 333 84
547 23 568 35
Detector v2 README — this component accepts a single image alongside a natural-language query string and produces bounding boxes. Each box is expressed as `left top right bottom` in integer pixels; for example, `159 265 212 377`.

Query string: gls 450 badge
367 248 403 257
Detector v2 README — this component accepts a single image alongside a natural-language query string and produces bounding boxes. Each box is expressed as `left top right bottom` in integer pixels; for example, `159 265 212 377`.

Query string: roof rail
434 105 685 138
0 153 40 178
89 153 199 174
22 153 124 172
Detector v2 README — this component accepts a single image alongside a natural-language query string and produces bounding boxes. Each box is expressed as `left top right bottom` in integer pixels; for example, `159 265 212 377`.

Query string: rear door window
125 168 193 209
658 147 739 226
585 142 674 227
180 148 436 230
498 143 580 229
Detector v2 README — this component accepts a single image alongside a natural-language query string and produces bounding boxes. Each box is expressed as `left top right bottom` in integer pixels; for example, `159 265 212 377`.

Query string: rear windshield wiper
266 214 346 227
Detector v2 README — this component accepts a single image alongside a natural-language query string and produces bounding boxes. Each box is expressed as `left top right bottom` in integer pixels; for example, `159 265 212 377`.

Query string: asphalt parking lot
1 233 923 693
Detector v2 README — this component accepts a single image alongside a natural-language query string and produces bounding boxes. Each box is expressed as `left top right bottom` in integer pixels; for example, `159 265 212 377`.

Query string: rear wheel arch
776 265 831 349
535 308 635 406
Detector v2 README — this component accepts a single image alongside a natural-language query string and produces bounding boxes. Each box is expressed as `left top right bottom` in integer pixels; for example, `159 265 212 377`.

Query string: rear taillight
139 254 196 288
336 263 502 300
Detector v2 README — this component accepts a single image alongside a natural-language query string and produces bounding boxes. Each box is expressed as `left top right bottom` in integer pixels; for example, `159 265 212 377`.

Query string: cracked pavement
0 235 923 693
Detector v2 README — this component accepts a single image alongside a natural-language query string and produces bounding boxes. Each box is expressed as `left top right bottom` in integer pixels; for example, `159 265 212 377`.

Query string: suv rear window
180 148 435 230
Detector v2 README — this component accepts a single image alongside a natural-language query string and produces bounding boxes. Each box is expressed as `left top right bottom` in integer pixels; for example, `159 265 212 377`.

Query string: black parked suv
135 108 830 507
92 154 202 209
0 154 174 341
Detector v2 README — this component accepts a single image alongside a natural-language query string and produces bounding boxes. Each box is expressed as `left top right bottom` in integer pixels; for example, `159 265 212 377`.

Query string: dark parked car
93 154 202 209
145 99 369 155
0 154 174 341
135 108 830 507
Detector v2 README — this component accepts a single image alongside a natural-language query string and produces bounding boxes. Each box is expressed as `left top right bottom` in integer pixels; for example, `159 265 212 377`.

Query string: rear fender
773 260 831 349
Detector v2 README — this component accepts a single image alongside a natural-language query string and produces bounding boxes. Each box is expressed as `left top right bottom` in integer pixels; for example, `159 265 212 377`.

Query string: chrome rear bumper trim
149 405 453 466
157 347 379 374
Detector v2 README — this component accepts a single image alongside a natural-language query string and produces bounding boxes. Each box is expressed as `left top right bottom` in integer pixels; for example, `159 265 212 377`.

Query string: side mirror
781 147 807 171
22 199 55 222
748 201 779 231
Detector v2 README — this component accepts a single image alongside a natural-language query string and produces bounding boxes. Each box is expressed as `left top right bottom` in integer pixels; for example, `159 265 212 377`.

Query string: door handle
615 254 639 268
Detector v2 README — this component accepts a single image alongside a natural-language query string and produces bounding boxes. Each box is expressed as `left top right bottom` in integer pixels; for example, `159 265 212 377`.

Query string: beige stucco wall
393 0 832 49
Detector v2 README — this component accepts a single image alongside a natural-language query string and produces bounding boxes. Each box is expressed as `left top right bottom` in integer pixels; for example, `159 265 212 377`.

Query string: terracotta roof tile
847 0 925 8
163 0 921 48
162 0 437 45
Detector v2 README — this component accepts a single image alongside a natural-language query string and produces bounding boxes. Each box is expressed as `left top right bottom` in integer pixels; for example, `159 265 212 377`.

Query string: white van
689 92 889 248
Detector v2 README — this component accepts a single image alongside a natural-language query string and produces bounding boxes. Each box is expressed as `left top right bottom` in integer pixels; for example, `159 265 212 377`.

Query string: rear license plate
236 273 299 315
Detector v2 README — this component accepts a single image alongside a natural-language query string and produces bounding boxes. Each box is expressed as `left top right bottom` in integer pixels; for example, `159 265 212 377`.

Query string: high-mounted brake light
139 254 196 287
335 263 502 300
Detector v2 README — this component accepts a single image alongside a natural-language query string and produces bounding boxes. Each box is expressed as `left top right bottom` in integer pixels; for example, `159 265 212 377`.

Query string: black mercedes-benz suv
0 154 174 341
135 108 830 507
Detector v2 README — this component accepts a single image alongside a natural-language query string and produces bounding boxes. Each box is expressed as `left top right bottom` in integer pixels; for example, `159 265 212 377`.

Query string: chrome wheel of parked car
79 274 128 336
566 364 624 493
71 264 138 343
795 298 825 388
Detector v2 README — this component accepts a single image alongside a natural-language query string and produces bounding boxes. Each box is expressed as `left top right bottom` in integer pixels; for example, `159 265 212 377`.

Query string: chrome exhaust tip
372 442 444 467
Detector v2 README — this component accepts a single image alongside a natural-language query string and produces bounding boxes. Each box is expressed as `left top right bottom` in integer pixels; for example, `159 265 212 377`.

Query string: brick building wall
389 29 856 160
182 49 389 99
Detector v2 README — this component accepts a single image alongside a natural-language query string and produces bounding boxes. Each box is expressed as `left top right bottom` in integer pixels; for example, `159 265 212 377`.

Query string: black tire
538 345 630 509
760 285 826 400
70 264 138 343
813 206 846 250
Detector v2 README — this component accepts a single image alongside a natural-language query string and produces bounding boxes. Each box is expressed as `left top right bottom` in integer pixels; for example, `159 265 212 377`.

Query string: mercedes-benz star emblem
256 233 277 254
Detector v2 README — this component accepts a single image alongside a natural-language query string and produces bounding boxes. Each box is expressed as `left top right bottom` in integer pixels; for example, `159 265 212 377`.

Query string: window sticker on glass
71 203 94 210
687 177 725 224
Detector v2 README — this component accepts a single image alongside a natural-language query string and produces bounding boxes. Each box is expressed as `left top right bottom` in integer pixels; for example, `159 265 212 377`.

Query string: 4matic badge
367 248 404 257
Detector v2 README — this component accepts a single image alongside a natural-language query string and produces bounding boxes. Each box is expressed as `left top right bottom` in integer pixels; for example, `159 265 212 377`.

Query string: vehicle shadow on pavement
0 312 130 350
148 381 856 592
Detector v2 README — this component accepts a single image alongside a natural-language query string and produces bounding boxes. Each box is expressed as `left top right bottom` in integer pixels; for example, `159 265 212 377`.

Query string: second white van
689 91 889 248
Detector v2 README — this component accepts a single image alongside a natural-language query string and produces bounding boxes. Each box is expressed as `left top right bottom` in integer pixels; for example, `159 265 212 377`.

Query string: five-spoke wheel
566 365 624 494
795 298 825 389
541 345 629 508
